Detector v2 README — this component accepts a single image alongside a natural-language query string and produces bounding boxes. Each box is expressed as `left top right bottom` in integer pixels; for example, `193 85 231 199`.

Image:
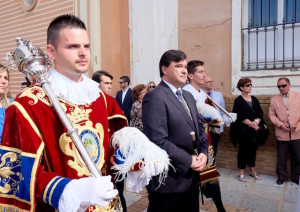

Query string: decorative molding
20 0 39 11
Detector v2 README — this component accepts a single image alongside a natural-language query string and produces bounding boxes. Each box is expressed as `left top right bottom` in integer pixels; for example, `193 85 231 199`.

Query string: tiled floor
124 168 299 212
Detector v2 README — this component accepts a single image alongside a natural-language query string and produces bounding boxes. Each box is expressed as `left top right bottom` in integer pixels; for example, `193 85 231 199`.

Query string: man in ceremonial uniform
0 14 127 211
92 70 114 96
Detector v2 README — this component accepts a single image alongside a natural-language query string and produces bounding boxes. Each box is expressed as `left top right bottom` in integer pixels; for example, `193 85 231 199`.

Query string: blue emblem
80 130 101 164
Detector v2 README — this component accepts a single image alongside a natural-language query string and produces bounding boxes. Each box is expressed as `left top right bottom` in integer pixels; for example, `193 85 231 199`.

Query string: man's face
119 80 128 90
204 76 214 91
162 60 187 88
21 84 27 90
100 75 112 95
188 65 206 87
277 79 290 95
46 28 91 82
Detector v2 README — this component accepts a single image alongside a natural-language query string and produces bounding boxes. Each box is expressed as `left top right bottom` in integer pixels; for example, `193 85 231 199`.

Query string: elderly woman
232 78 263 182
146 81 156 92
0 63 13 142
130 84 147 131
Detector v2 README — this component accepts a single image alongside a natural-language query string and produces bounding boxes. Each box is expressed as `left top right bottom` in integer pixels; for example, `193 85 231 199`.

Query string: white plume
111 127 171 192
196 102 223 125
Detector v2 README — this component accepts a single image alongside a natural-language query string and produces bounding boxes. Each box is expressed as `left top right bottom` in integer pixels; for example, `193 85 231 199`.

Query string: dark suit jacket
116 88 133 122
142 81 208 193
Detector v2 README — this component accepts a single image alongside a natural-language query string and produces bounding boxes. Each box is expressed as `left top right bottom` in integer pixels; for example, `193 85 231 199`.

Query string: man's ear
46 44 56 60
188 73 194 80
162 66 167 75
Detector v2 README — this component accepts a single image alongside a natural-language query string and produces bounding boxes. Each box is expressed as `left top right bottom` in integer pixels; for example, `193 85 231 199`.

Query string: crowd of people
0 13 299 212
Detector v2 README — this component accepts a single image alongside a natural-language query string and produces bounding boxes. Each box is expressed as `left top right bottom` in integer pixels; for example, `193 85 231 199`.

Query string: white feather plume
196 102 223 125
111 127 171 189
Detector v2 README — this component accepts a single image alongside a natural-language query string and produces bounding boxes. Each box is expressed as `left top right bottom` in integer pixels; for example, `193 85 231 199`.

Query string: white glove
222 113 237 127
126 171 150 193
58 176 118 212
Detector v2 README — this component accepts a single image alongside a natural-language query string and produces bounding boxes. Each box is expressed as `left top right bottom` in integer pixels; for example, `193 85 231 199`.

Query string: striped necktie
176 89 191 117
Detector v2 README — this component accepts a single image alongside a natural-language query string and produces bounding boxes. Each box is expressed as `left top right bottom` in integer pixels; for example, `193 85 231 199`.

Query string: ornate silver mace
6 37 101 178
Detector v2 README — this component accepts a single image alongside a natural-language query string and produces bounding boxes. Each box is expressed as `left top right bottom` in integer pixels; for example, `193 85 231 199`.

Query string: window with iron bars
242 0 300 71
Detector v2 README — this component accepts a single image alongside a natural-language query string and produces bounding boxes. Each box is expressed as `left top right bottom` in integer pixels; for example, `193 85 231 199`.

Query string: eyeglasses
277 84 288 89
149 86 156 88
244 83 252 87
119 82 124 84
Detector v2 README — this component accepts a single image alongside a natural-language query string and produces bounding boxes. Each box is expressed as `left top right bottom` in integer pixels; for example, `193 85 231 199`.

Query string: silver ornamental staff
205 93 234 120
6 37 101 178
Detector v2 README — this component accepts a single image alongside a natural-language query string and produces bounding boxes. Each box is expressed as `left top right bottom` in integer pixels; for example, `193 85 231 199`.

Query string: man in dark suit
142 50 208 212
115 75 133 212
116 76 133 123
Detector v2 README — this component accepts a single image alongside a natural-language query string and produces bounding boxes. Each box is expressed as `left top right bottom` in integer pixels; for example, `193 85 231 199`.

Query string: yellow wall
178 0 232 96
100 0 130 97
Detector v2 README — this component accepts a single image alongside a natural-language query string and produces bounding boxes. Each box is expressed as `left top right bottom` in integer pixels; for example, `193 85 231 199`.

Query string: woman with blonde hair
0 63 13 142
146 81 156 91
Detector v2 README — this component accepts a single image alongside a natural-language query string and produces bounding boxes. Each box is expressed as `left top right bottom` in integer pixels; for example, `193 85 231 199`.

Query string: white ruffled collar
47 68 100 105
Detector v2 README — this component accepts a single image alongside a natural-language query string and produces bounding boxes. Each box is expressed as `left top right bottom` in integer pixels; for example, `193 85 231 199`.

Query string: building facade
1 0 299 175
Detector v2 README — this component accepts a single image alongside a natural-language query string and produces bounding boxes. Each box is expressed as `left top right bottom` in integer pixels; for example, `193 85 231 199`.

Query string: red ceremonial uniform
0 86 127 211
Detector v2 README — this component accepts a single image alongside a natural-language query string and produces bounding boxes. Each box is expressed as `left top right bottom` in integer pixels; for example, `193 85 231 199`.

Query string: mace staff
6 37 101 178
205 93 234 120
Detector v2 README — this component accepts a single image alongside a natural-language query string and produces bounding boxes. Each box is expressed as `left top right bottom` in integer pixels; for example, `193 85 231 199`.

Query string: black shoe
277 178 284 185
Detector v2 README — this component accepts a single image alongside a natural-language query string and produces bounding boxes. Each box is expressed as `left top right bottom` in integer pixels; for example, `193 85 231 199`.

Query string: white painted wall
232 0 300 95
128 0 178 86
74 0 101 73
89 0 101 71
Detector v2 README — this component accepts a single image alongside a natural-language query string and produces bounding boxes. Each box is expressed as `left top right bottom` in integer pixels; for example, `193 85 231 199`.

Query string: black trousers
210 132 221 158
202 182 226 212
116 180 127 212
147 179 200 212
277 140 300 183
237 137 257 169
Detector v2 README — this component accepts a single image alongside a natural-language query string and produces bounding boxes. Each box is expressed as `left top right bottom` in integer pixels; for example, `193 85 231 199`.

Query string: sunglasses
277 84 288 89
149 86 156 88
244 83 252 87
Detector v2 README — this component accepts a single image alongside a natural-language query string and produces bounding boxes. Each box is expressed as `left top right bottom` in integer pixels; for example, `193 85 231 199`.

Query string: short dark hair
159 50 187 77
132 84 146 101
277 77 290 84
21 82 30 87
47 14 86 48
120 76 130 85
92 70 113 83
187 60 204 74
237 78 252 91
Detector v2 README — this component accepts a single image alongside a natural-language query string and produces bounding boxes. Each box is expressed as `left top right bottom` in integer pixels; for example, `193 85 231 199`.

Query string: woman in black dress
232 78 263 182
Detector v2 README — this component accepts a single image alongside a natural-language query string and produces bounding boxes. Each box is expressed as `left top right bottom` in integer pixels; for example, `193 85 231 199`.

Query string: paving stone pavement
124 168 299 212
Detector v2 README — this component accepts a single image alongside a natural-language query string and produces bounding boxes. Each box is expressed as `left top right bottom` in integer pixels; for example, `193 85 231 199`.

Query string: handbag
229 122 239 148
256 120 269 146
